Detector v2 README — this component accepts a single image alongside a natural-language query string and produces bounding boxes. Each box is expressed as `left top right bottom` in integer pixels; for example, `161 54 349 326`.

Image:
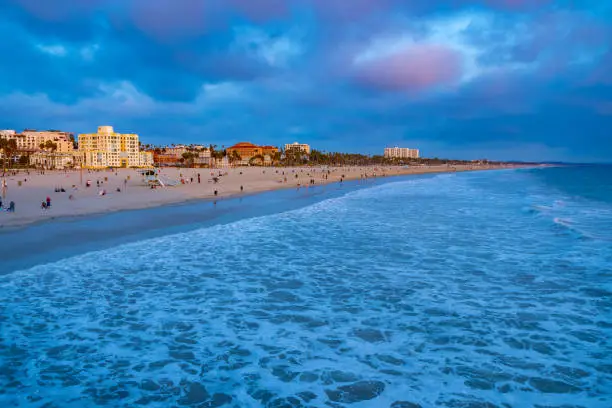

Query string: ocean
1 166 610 407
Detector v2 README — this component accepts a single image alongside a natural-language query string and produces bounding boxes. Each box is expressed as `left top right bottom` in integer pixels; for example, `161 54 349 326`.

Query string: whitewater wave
1 167 610 407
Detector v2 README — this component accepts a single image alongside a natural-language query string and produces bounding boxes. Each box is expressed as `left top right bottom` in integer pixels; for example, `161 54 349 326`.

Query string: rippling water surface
1 167 611 407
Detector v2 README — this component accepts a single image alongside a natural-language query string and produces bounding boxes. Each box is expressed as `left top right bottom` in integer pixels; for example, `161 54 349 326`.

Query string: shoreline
0 166 535 272
0 164 533 231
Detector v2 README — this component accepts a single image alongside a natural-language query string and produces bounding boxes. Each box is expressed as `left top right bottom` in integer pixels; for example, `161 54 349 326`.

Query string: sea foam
1 169 611 407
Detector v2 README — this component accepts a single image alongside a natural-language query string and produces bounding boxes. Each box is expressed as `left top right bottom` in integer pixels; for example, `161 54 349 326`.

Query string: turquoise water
1 167 611 407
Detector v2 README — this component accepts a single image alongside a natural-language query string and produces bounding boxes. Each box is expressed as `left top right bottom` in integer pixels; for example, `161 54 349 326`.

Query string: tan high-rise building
22 131 75 153
384 147 420 159
78 126 152 168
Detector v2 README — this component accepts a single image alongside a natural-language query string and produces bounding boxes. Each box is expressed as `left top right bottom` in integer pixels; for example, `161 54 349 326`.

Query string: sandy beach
0 164 520 228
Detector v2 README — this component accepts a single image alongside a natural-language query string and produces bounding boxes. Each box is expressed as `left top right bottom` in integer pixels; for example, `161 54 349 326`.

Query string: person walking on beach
46 196 51 208
198 173 201 184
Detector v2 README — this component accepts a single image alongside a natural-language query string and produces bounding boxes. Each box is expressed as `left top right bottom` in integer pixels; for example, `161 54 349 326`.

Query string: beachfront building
22 130 75 153
198 148 211 161
226 142 279 166
139 151 154 167
213 156 230 168
193 150 211 166
285 142 311 155
226 142 261 160
29 152 79 169
78 126 152 168
153 152 178 166
153 146 187 166
165 145 189 158
0 130 16 138
261 145 279 157
153 146 211 167
384 147 420 159
0 130 74 153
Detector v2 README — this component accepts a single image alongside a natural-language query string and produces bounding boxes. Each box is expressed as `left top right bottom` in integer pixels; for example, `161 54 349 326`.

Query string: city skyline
0 1 611 162
2 125 420 160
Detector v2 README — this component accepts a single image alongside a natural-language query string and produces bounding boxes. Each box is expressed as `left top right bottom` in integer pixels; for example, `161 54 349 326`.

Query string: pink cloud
353 45 464 92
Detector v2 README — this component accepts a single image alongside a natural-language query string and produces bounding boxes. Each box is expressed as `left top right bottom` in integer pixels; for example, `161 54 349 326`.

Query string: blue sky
0 0 610 162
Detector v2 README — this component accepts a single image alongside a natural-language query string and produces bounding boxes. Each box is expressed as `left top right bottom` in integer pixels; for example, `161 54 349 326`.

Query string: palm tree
0 138 17 173
209 144 217 168
249 154 264 166
271 151 281 165
229 150 241 166
182 152 199 168
45 140 58 152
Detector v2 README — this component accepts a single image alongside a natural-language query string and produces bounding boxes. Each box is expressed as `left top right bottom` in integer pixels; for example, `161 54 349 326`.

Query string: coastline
0 164 531 231
0 165 535 273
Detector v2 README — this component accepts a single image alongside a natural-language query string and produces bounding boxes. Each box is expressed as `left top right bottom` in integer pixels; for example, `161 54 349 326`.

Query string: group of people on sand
41 196 51 210
0 198 16 212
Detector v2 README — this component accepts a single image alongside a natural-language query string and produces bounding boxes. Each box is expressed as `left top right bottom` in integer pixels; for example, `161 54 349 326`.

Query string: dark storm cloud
0 0 610 161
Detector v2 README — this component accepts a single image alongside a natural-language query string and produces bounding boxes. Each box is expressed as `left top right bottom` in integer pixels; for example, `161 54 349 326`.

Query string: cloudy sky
0 0 610 162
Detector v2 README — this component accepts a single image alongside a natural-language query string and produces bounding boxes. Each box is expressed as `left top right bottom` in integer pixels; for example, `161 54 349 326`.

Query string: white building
79 126 152 168
285 142 311 155
164 145 189 158
198 148 211 160
29 152 79 169
384 147 420 159
139 151 154 167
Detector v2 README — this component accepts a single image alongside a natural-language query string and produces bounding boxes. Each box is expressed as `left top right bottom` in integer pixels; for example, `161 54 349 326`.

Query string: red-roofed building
227 142 279 165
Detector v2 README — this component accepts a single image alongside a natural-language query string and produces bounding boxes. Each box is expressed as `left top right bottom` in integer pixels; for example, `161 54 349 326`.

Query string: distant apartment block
22 130 75 153
0 129 74 153
285 142 311 155
384 147 420 159
78 126 153 168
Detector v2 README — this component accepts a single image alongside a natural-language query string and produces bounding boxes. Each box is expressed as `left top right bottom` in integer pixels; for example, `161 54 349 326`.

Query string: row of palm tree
145 143 509 168
282 150 505 167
